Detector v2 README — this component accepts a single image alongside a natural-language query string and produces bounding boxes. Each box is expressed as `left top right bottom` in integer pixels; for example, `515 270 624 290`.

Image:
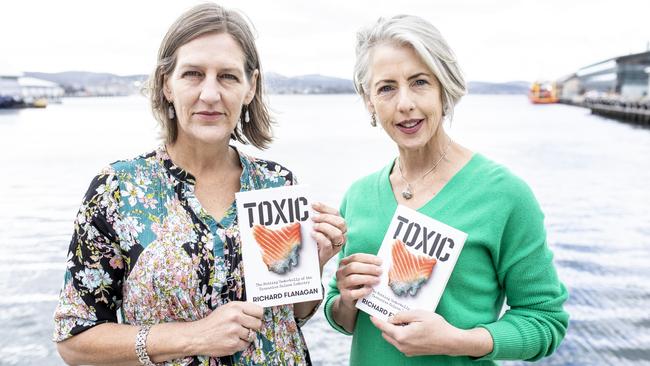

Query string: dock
584 98 650 126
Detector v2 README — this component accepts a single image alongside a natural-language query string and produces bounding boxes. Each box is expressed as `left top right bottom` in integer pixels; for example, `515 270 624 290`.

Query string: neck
398 132 450 179
166 135 236 178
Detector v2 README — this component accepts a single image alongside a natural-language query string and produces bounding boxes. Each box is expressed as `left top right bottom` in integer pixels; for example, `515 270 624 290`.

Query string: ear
364 94 376 114
163 75 173 102
244 69 259 104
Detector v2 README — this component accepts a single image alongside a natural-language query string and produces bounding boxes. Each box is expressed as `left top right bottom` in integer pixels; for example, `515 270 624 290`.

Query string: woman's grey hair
353 15 466 120
146 2 273 149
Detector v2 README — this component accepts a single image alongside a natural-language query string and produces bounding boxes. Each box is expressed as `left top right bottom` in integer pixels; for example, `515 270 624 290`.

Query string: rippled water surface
0 95 648 365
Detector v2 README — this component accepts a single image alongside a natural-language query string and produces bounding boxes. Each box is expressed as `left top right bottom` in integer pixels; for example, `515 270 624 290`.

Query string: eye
220 73 240 82
414 79 429 86
377 85 394 94
181 70 203 78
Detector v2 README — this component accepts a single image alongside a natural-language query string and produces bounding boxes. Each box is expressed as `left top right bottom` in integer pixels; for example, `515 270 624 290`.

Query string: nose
396 88 415 114
199 77 221 104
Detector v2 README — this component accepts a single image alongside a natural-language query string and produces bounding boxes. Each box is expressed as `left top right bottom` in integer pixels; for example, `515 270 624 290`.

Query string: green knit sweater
324 154 569 365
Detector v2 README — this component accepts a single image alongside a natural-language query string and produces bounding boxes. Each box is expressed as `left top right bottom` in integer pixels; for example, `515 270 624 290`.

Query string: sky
1 0 648 82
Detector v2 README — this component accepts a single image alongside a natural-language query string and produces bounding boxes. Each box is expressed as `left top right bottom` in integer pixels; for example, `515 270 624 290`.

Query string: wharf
584 98 650 126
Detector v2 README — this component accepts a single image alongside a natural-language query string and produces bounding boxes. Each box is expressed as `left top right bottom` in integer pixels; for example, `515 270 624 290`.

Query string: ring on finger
332 236 345 247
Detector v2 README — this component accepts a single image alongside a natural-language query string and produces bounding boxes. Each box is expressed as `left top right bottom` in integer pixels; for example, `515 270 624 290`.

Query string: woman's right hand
336 253 383 309
191 301 264 357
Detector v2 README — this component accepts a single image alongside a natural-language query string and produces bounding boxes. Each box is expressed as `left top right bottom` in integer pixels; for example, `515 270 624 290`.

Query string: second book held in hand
356 205 468 321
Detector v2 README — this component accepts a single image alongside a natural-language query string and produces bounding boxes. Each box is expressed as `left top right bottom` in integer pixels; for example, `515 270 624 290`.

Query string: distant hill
24 71 529 96
25 71 147 96
265 73 355 94
468 81 529 95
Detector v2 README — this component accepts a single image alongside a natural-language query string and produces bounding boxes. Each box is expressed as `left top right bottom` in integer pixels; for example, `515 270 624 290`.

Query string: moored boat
529 81 559 104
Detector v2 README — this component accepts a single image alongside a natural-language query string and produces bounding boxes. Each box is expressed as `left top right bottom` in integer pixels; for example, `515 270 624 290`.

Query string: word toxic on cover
393 215 455 261
242 197 309 228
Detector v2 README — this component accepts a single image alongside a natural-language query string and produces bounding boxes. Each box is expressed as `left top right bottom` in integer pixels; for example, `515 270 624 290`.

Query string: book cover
356 205 468 321
236 185 322 307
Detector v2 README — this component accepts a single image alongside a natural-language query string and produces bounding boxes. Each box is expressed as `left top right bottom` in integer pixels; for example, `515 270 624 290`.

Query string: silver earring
371 113 377 127
244 105 250 123
167 104 175 120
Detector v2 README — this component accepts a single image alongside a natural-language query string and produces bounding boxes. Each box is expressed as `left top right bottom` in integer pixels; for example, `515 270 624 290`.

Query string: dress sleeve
323 192 353 335
476 185 569 361
53 171 126 342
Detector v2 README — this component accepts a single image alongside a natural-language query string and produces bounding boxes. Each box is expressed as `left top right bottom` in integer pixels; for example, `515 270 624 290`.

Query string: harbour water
0 94 648 365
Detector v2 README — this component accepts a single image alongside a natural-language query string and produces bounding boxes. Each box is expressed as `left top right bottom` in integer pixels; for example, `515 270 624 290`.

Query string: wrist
453 327 493 357
147 321 200 363
179 319 204 356
336 295 357 314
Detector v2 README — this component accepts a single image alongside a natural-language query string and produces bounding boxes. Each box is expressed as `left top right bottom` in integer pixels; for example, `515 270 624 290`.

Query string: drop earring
244 104 250 123
167 103 175 120
371 113 377 127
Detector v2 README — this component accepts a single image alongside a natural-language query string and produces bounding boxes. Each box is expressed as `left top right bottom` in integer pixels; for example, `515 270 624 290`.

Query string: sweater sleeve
476 184 569 361
323 191 354 336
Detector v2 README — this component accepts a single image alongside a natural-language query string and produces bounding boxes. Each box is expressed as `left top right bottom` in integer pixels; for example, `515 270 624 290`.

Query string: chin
393 136 431 151
186 126 235 145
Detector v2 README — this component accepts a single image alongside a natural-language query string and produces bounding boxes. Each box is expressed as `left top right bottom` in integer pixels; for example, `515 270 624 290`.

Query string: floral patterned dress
53 145 314 365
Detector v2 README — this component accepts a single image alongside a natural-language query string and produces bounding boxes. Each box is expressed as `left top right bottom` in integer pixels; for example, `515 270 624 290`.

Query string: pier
555 50 650 126
584 97 650 126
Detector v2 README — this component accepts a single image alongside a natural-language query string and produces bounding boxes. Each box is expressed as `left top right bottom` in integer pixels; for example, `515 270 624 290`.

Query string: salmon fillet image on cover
388 239 437 296
252 222 302 274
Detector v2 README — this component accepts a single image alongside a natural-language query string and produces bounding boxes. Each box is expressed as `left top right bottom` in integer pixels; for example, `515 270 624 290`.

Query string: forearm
452 327 493 358
331 295 358 333
293 299 321 320
57 322 196 366
293 264 326 320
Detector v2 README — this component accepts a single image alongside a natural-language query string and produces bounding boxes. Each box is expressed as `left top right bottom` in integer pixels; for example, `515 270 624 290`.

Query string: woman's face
366 43 444 151
164 32 257 146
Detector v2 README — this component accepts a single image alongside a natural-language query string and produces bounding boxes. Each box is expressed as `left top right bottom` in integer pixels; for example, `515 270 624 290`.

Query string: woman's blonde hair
353 15 466 120
146 3 273 149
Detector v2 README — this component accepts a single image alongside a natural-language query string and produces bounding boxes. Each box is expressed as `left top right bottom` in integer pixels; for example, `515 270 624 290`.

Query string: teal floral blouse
53 145 314 365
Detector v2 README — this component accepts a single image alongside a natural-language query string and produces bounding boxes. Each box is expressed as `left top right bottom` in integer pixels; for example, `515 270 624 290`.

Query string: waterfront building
18 77 64 102
0 71 23 107
575 50 650 98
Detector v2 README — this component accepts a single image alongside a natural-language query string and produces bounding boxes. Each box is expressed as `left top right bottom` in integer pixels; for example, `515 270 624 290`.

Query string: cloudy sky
1 0 648 82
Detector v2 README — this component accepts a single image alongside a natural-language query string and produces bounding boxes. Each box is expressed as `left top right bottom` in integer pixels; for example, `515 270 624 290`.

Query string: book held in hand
236 185 322 307
356 205 467 321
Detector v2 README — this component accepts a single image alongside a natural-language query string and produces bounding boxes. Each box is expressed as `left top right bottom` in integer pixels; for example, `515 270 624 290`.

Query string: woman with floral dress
53 4 346 365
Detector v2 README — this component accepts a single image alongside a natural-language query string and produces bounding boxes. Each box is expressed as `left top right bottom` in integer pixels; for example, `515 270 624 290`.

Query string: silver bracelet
135 324 156 366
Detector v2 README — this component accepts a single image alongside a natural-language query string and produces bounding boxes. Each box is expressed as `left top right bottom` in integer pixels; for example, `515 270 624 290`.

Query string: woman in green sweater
324 15 569 365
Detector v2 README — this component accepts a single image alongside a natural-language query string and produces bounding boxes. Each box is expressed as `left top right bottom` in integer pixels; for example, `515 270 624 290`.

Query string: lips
193 111 224 121
396 118 424 134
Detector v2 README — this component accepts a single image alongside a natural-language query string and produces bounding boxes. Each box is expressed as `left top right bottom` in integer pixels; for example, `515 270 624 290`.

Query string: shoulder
81 149 158 202
109 149 158 178
239 150 296 188
470 154 538 206
468 154 541 219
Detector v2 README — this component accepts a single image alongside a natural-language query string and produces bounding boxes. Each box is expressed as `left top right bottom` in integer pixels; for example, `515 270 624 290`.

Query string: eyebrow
408 72 431 80
373 72 431 87
176 64 244 75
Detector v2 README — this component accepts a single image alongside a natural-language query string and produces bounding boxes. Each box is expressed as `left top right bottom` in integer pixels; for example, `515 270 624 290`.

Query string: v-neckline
158 144 256 228
378 153 480 218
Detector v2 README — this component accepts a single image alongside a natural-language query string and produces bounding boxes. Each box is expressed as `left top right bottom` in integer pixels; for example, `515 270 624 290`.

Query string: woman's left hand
310 202 347 270
370 310 465 357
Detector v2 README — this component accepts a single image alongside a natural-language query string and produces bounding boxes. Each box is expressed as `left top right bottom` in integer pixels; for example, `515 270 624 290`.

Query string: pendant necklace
396 139 452 200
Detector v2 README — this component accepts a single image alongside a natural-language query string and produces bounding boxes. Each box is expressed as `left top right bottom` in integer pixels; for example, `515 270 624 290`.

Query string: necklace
396 139 452 200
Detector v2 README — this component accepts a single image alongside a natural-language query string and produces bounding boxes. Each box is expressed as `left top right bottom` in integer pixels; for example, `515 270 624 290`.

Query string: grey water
0 94 648 365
